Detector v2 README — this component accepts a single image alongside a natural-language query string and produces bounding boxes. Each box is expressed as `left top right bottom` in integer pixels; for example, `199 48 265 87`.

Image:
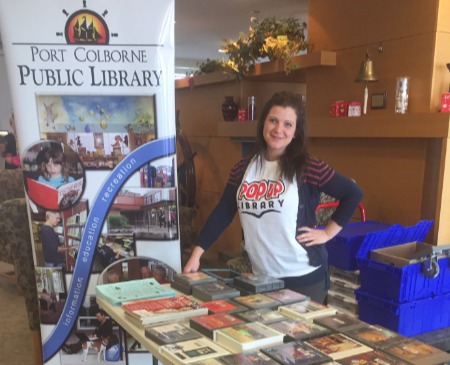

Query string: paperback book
233 274 285 293
338 350 410 365
189 312 244 339
304 333 372 360
261 341 333 365
342 324 407 349
192 282 241 302
171 280 193 295
95 278 176 306
267 318 331 341
159 338 230 365
264 289 309 305
219 351 280 365
121 295 208 326
214 321 285 353
278 300 337 320
236 307 286 324
233 293 282 310
144 322 202 345
382 338 450 365
313 312 364 332
201 300 247 315
174 272 217 287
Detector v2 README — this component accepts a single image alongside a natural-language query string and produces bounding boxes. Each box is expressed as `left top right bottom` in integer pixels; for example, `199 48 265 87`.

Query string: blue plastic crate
355 289 450 337
356 221 450 303
325 221 391 271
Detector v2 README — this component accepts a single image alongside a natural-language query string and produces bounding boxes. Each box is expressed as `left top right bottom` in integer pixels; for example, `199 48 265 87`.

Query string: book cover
171 280 193 295
174 272 217 287
160 338 230 365
313 312 364 332
261 341 333 365
233 293 282 310
189 313 244 339
268 318 331 341
264 289 309 305
233 274 285 293
144 322 202 345
27 176 84 210
236 307 286 324
382 338 450 365
343 324 407 349
220 350 280 365
96 278 176 306
192 282 240 302
278 300 337 320
214 321 284 352
304 333 372 360
338 350 410 365
201 300 247 315
121 295 208 326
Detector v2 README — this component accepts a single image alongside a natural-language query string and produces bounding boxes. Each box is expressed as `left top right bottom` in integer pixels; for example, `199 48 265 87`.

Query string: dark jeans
281 268 328 304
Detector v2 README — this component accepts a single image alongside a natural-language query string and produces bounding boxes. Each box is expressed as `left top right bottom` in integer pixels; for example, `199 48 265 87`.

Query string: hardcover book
159 338 230 365
313 312 364 332
192 282 241 302
214 321 285 353
144 322 202 345
382 338 450 365
27 176 84 210
189 312 244 339
95 278 176 306
278 300 337 320
267 318 331 341
261 341 333 365
264 289 309 305
304 333 372 360
201 300 247 315
171 280 193 295
233 274 285 293
342 324 407 349
338 350 410 365
233 293 282 310
174 272 217 287
121 295 208 326
219 351 280 365
236 307 286 324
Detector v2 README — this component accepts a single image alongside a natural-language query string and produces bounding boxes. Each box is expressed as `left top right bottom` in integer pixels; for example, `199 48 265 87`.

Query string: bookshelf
62 200 88 271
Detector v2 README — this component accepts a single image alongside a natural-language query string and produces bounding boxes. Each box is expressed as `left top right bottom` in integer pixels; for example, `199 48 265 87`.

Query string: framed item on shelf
371 92 387 109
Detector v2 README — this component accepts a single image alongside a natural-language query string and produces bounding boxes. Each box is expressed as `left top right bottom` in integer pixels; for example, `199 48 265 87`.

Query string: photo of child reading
23 140 85 211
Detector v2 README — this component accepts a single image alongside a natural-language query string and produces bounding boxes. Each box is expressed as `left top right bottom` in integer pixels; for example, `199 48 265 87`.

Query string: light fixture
355 44 382 114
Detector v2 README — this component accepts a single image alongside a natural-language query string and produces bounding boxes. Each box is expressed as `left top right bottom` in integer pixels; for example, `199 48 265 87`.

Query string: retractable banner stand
0 1 178 364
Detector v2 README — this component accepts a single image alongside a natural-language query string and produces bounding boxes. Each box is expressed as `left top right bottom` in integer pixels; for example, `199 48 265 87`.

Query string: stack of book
236 307 286 325
261 341 333 365
278 299 337 320
201 299 247 315
233 293 282 310
171 272 217 295
267 317 331 342
121 295 208 327
95 278 176 306
192 281 241 302
189 312 244 339
145 322 202 345
232 274 284 294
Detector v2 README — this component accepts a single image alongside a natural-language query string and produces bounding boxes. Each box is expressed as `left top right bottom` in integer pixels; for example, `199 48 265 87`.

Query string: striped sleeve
227 156 251 186
303 156 335 187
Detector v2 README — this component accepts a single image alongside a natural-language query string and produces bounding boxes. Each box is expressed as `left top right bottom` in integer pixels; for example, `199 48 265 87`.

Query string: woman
184 91 363 303
80 309 113 362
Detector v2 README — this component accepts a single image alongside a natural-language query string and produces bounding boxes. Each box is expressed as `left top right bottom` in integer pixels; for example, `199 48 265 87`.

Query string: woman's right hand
183 246 204 273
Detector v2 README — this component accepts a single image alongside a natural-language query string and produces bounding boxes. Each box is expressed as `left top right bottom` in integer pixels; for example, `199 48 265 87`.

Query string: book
201 268 241 284
338 350 410 365
278 300 337 320
267 318 331 341
121 295 208 326
304 333 372 360
313 312 364 332
159 338 230 365
214 321 285 353
236 308 287 324
233 274 284 293
192 282 241 302
201 300 247 315
174 272 217 287
382 338 450 365
261 341 333 365
342 324 407 349
171 280 193 295
232 293 282 310
264 289 309 305
27 176 84 210
219 351 280 365
189 359 226 365
144 322 202 345
189 312 244 339
95 278 176 306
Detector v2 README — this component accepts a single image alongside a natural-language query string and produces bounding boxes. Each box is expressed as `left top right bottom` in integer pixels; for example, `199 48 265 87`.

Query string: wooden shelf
175 51 337 89
217 113 450 139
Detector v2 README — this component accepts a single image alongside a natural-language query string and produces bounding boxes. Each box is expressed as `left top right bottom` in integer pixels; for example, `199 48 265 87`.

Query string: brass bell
355 51 378 83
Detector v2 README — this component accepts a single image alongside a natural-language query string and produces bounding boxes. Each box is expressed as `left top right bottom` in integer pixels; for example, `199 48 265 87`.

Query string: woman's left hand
296 226 330 247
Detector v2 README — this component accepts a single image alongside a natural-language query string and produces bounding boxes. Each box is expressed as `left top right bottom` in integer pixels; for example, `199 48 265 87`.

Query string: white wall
0 54 13 132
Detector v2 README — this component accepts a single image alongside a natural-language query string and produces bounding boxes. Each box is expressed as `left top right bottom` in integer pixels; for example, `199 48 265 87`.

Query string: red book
201 300 246 314
189 313 244 339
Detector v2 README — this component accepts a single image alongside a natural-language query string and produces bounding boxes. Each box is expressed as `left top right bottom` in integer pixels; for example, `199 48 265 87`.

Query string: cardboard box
370 241 433 267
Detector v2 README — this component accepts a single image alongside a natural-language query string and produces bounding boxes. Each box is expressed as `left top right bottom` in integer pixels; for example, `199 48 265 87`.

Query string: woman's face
46 158 62 178
262 106 297 161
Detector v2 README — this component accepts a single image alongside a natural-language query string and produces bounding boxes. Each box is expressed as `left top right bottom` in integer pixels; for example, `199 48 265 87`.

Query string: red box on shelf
330 101 348 117
441 93 450 112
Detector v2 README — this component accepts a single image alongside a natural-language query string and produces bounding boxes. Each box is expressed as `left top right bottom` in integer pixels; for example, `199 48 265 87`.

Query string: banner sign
0 1 177 364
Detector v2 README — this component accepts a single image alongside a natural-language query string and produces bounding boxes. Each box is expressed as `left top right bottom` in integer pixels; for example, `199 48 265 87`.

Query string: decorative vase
221 96 238 121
